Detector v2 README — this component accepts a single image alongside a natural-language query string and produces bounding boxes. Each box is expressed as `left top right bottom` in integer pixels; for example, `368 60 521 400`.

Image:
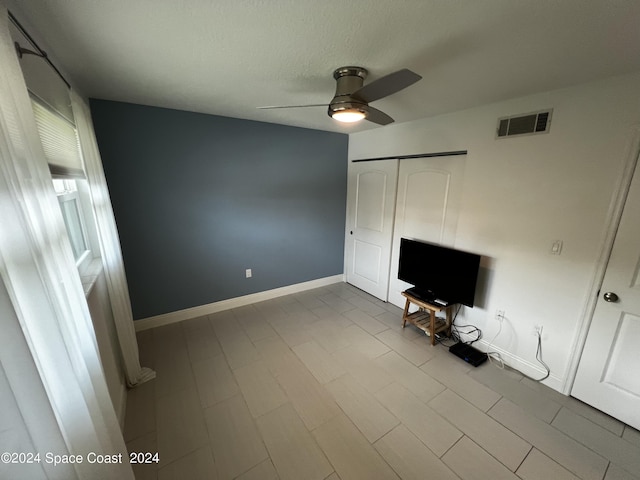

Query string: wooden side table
401 291 454 346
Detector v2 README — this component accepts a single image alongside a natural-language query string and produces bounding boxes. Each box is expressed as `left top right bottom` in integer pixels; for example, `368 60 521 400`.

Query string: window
53 179 89 263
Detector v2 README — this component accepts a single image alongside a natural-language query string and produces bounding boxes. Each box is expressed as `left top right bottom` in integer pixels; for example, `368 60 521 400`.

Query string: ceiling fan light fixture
332 109 366 123
329 103 368 123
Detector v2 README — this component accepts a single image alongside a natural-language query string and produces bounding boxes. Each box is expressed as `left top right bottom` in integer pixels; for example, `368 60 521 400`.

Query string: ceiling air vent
496 109 552 138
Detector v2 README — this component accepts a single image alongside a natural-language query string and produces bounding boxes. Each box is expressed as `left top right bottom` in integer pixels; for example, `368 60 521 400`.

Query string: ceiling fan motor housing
328 66 369 117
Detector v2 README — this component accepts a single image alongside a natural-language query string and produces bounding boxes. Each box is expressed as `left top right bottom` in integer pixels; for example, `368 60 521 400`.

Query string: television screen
398 238 481 307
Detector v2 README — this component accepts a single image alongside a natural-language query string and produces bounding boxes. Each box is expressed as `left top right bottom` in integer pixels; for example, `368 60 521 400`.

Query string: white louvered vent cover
497 109 552 138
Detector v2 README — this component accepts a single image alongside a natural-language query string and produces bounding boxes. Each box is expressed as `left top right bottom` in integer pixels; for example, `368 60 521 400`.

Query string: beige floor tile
154 347 196 399
319 293 357 314
341 324 391 358
343 308 389 335
137 329 156 369
182 315 222 363
521 377 625 435
422 356 501 412
561 396 626 435
292 340 346 384
310 305 338 319
374 425 459 480
375 383 462 457
233 361 288 418
236 459 280 480
442 436 520 480
269 354 341 431
551 407 640 476
237 311 278 343
310 318 351 353
253 335 292 362
623 425 640 447
153 324 196 398
157 446 217 480
332 348 394 394
375 329 435 366
346 296 387 316
204 395 268 480
218 334 261 370
127 432 159 480
489 398 608 480
209 310 243 341
468 363 561 422
375 351 445 402
313 414 400 480
429 389 530 471
156 389 209 465
280 300 310 315
516 449 580 480
604 464 640 480
374 310 410 330
192 354 239 408
124 378 156 442
268 315 316 347
153 323 187 353
256 403 333 480
128 285 640 480
293 291 327 310
326 374 399 443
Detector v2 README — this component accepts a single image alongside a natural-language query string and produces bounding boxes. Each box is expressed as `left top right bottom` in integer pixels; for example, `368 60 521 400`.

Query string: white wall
349 72 640 391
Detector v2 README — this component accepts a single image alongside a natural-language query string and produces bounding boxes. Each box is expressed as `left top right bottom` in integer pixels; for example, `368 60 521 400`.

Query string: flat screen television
398 238 481 307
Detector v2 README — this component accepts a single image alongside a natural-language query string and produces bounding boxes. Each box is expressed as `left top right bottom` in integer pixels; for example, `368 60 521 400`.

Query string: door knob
603 292 619 303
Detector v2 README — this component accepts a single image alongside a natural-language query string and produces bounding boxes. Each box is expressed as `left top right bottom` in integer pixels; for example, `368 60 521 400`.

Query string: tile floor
124 282 640 480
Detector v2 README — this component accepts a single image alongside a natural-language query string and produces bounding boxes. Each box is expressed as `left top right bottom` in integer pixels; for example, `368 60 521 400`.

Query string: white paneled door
387 156 466 308
345 160 399 300
572 157 640 430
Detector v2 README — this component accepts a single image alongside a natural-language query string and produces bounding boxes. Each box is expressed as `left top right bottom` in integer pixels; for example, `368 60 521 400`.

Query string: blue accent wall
90 100 348 319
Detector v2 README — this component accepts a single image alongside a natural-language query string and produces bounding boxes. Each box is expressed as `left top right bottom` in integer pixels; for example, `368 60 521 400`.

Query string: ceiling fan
258 66 422 125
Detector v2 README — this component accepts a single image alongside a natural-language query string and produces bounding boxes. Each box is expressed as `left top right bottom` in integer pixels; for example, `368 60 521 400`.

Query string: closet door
345 160 399 300
388 156 467 308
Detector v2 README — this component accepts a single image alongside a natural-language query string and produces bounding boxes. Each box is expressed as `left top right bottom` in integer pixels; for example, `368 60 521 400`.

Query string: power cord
435 305 483 346
485 320 550 382
435 309 551 382
529 327 551 381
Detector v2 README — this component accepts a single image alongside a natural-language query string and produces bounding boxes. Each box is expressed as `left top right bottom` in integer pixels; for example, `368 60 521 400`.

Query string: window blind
30 96 85 178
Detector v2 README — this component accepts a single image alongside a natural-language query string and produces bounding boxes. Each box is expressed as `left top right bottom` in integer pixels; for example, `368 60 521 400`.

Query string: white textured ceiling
8 0 640 133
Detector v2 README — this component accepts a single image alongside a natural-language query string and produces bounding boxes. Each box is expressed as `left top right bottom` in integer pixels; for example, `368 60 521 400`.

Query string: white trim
135 274 345 331
563 126 640 395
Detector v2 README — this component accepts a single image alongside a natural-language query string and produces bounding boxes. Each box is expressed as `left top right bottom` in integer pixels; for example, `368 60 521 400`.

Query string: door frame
564 126 640 395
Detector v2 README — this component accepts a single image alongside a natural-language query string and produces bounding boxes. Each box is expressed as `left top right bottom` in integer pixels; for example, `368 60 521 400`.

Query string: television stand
401 290 455 346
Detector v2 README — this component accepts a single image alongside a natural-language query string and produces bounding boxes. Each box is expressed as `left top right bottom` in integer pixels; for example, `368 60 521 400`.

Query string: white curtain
71 91 156 387
0 3 134 479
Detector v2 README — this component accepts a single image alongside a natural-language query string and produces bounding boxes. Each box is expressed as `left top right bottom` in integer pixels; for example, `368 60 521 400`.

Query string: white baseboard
134 274 345 332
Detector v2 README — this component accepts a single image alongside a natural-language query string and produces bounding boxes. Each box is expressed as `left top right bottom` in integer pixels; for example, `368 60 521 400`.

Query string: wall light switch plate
551 240 563 255
245 268 252 278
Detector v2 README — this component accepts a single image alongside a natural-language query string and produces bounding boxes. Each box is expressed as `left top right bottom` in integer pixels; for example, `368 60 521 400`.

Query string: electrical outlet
495 309 505 322
245 268 252 278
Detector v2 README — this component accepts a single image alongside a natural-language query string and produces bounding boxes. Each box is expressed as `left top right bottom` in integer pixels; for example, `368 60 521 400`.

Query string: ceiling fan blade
352 69 422 103
257 104 328 110
365 106 394 125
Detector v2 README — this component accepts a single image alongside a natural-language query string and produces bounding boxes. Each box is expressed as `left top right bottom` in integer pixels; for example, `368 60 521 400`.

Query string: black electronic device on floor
449 342 488 367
